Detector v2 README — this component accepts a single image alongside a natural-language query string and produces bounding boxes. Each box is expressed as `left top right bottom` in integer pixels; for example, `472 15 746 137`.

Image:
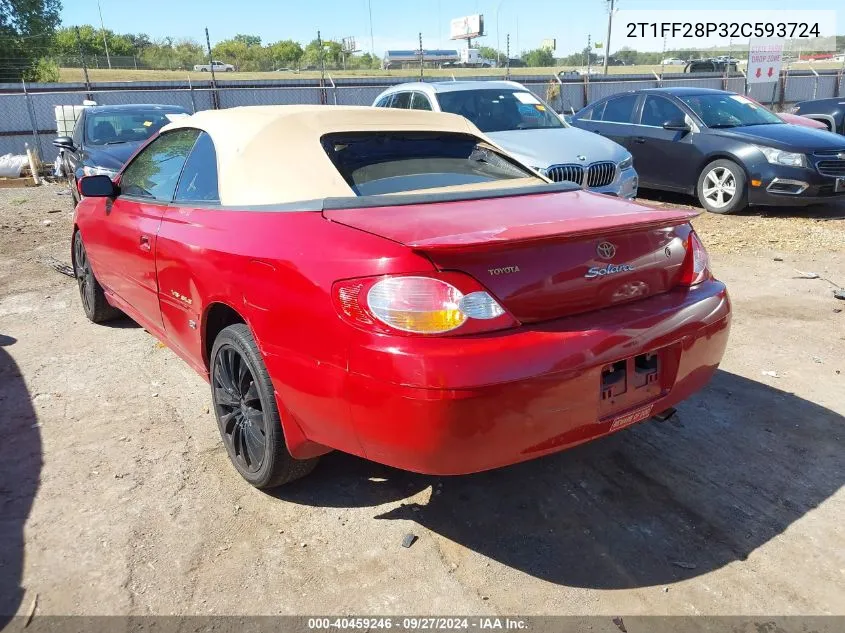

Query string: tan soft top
161 105 525 206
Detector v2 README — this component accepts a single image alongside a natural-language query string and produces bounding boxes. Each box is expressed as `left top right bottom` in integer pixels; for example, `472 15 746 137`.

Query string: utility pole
586 34 591 74
97 0 111 69
603 0 615 75
367 0 375 59
318 30 327 105
204 27 219 109
419 32 424 80
74 26 92 99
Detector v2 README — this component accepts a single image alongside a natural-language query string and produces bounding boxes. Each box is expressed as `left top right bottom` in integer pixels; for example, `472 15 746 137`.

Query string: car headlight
754 146 807 168
82 165 118 178
618 153 633 170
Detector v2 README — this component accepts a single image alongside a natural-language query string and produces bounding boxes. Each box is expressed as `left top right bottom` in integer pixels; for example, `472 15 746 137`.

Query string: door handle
633 137 646 144
139 235 151 252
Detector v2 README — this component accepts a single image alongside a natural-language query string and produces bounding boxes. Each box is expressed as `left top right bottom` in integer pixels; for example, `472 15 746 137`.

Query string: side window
375 94 393 108
410 92 433 111
120 128 199 202
175 132 219 203
641 95 685 126
596 94 638 123
579 102 605 122
72 113 84 146
390 92 412 109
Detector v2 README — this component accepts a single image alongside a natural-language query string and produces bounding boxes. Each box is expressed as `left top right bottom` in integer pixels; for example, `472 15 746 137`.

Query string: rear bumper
343 280 730 475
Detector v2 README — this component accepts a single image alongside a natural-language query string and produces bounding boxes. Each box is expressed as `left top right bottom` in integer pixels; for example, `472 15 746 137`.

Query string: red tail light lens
679 230 712 286
333 272 518 336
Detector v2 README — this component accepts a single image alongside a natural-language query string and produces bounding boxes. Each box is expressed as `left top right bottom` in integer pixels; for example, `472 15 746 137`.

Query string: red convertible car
73 105 731 488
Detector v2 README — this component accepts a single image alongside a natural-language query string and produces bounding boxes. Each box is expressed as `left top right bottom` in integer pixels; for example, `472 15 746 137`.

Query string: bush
24 58 60 83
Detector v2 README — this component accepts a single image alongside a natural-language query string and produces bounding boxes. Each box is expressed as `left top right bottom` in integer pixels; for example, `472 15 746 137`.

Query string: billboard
541 39 556 51
450 14 484 40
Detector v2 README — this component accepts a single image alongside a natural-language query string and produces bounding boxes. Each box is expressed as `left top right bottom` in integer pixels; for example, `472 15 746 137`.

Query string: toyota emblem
597 241 616 259
838 152 845 160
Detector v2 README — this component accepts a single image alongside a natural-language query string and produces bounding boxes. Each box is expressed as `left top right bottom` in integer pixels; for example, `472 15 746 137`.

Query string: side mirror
53 136 76 151
663 119 691 132
79 174 119 198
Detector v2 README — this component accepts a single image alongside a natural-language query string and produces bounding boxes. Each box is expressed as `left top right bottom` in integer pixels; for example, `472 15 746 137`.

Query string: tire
696 159 747 214
73 231 121 323
210 324 318 488
200 68 208 72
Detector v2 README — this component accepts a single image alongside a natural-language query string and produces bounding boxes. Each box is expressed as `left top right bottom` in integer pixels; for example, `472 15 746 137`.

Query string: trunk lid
324 190 699 323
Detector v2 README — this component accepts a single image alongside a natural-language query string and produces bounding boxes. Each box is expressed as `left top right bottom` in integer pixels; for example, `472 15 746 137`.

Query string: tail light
678 230 712 286
333 272 518 336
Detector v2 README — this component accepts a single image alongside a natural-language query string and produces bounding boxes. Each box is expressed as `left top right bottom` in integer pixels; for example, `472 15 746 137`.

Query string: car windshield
85 110 187 146
679 93 783 128
436 89 565 132
321 132 542 196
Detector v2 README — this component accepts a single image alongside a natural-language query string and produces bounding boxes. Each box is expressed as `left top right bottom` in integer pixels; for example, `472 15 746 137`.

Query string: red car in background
745 97 828 129
72 106 731 488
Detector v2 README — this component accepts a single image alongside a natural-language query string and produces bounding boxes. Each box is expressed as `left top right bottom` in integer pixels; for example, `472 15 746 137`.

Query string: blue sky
59 0 840 56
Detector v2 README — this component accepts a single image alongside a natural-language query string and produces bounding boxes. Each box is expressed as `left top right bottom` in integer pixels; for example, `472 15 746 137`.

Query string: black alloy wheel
212 343 267 474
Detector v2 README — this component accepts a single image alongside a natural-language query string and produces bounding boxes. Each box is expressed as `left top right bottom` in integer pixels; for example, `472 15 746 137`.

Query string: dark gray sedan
53 104 189 205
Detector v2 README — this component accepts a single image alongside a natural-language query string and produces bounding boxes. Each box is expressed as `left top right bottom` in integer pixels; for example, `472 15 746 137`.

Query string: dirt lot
0 182 843 620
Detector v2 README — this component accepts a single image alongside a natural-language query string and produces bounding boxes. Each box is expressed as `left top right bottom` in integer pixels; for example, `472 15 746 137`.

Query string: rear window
85 109 188 145
321 132 540 196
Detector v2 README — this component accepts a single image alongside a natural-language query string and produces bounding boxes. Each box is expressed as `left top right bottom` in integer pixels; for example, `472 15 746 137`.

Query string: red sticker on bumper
609 404 654 431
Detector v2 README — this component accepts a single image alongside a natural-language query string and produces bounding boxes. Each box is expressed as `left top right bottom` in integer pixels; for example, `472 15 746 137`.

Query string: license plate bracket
598 347 670 419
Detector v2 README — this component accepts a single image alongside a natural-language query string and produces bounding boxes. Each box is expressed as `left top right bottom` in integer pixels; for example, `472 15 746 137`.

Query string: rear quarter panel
154 205 433 454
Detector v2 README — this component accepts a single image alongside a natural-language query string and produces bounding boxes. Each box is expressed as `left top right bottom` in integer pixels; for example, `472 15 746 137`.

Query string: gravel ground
0 182 843 620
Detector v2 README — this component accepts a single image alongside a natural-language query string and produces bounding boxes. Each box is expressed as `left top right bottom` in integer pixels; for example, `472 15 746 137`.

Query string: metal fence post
327 73 338 105
553 73 564 113
21 80 41 161
810 66 819 100
187 74 197 113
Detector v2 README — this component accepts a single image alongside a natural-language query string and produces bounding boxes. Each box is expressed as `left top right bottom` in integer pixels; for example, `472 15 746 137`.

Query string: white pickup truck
193 60 235 72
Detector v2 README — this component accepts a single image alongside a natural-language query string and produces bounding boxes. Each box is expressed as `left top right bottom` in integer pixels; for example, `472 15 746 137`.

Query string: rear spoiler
405 211 700 252
323 188 700 254
322 181 581 211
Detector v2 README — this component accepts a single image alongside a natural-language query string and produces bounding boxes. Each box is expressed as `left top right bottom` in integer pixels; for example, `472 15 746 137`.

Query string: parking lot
1 183 843 618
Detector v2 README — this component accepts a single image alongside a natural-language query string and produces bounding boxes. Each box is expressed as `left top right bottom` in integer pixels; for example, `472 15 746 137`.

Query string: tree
612 46 638 66
522 48 555 68
477 46 503 63
302 38 343 69
0 0 62 81
233 33 261 47
212 37 268 71
268 39 303 69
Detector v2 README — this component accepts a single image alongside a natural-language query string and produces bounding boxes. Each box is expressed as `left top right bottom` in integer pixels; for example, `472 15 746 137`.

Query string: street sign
747 38 784 84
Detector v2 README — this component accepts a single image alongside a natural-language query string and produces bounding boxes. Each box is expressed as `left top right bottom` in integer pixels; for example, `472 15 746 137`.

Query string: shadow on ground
276 370 844 589
637 188 845 220
0 336 41 626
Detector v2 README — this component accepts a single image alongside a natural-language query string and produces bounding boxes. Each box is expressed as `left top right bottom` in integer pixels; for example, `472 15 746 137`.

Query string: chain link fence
2 70 843 163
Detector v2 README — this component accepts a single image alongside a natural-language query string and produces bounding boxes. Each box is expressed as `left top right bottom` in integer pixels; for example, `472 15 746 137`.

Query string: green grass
58 64 686 83
57 61 843 84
